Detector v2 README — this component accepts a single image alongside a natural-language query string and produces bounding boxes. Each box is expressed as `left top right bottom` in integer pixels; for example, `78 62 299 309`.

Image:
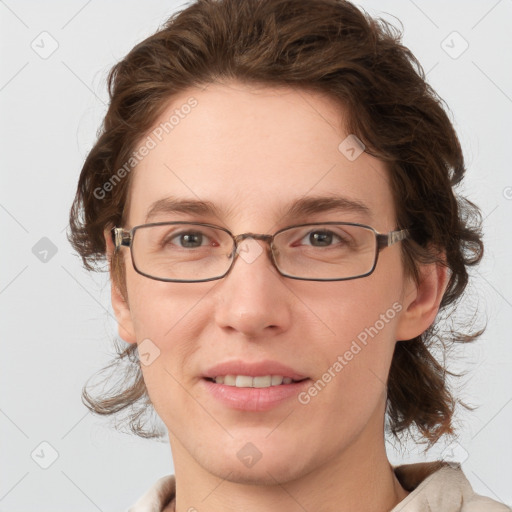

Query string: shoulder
128 475 176 512
393 461 510 512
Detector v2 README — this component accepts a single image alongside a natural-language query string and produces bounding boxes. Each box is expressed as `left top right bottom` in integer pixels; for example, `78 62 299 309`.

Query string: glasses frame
111 221 409 283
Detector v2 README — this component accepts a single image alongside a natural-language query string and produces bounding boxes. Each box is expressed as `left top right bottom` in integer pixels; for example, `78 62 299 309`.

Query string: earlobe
104 228 137 345
395 260 450 342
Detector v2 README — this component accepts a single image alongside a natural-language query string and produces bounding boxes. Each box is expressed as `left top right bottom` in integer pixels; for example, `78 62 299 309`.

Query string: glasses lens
273 224 377 280
131 223 234 281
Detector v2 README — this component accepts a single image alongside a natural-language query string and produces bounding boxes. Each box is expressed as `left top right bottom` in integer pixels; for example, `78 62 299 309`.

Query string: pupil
181 232 202 247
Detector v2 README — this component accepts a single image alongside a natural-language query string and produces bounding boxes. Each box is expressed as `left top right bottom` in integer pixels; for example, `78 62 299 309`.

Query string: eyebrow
280 194 371 221
145 197 224 223
144 194 372 224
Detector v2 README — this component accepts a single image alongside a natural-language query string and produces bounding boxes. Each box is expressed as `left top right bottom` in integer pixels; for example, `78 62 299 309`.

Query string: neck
170 416 409 512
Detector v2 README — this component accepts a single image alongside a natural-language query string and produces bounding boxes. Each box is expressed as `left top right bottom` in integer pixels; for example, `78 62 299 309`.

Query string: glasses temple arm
111 227 132 251
376 228 410 249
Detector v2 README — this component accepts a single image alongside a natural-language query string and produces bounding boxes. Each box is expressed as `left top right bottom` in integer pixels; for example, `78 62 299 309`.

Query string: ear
395 258 450 341
104 228 137 344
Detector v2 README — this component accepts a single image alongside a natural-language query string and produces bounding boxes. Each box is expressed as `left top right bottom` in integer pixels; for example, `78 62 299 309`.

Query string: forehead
126 81 395 231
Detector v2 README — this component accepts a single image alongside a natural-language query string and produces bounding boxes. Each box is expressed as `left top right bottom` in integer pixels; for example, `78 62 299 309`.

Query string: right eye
163 229 215 249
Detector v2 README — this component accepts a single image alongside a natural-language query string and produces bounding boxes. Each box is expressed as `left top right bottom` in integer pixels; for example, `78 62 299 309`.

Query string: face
112 81 420 484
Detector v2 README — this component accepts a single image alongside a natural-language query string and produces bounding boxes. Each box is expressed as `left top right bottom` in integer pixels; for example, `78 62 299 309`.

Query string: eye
164 229 217 249
296 229 347 247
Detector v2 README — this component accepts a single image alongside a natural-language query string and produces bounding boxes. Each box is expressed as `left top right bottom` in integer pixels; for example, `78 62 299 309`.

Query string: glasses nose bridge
231 232 276 264
233 232 274 246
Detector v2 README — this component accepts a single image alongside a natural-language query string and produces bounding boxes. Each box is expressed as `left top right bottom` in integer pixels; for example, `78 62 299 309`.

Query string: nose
213 236 292 339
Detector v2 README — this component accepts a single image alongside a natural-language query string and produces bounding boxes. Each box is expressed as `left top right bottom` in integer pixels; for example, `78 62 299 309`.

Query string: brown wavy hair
68 0 484 446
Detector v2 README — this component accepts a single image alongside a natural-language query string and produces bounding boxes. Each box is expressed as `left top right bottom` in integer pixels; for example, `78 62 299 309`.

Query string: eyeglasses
111 221 409 283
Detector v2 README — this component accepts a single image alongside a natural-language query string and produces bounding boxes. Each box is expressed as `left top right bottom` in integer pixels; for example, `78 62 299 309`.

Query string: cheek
307 270 403 351
128 284 203 427
126 267 206 340
300 270 404 408
124 270 216 401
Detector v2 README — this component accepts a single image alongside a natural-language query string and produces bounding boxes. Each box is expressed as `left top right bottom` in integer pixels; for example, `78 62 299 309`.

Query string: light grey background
1 1 511 510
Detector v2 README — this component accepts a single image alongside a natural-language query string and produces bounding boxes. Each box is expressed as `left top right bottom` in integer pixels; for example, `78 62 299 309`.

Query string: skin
106 81 449 512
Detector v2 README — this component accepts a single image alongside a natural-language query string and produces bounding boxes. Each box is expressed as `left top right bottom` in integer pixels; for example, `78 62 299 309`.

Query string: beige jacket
128 461 511 511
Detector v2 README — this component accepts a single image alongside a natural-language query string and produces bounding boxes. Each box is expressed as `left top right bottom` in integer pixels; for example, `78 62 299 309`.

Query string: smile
207 375 306 387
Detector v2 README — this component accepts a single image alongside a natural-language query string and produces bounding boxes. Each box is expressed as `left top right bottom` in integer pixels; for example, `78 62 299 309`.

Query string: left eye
298 230 345 247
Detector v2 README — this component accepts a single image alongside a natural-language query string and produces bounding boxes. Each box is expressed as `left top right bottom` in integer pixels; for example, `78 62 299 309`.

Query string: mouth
201 361 311 411
204 375 308 388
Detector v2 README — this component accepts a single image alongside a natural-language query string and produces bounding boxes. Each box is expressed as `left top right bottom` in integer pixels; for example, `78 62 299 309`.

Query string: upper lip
203 360 308 380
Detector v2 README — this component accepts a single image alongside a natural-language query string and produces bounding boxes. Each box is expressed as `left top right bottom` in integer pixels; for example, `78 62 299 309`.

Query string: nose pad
235 236 266 265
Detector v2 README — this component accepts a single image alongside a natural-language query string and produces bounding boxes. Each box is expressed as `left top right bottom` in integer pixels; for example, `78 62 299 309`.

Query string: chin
195 440 317 486
207 459 309 486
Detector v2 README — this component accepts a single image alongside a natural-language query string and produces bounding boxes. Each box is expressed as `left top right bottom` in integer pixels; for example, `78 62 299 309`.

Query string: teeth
235 375 253 387
223 375 236 386
253 376 272 388
212 375 300 388
271 375 283 385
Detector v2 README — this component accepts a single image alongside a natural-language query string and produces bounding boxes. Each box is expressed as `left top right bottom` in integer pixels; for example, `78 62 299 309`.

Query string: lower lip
201 378 310 411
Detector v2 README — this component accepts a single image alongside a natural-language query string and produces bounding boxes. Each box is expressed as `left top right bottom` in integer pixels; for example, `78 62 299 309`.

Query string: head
69 0 483 482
